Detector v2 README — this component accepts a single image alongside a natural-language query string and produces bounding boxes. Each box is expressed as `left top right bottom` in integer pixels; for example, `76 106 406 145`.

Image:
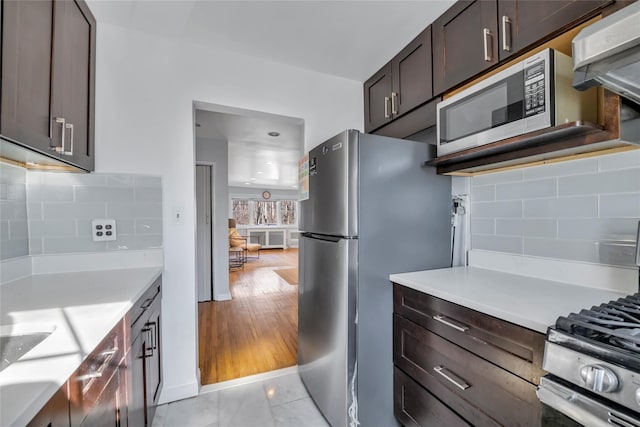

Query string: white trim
157 379 200 405
214 292 231 301
199 366 299 395
195 162 216 302
468 250 638 294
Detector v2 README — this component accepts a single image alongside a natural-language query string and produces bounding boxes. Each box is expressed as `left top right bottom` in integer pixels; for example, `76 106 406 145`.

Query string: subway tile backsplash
0 164 28 260
470 150 640 267
26 171 163 255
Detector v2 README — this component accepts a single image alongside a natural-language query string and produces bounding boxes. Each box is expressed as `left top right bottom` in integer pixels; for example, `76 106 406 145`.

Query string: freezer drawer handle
433 315 469 332
434 366 470 391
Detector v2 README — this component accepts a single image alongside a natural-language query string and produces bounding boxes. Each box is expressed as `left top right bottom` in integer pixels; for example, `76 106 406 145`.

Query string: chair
228 219 262 260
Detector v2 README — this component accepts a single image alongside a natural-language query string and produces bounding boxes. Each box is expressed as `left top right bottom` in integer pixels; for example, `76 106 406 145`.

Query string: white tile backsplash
558 168 640 196
0 164 28 260
495 178 556 200
26 171 163 256
470 150 640 267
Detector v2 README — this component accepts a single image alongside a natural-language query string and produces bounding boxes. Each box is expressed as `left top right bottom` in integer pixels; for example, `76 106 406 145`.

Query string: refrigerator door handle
301 232 345 243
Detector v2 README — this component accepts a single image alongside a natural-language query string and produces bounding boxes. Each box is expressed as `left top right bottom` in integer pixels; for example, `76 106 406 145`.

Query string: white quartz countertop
390 266 631 334
0 266 162 426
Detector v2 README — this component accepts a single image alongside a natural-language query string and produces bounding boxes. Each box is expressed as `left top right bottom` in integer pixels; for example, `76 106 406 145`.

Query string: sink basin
0 324 56 373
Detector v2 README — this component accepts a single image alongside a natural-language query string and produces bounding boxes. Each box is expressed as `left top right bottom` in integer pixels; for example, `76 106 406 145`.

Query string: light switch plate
92 219 117 241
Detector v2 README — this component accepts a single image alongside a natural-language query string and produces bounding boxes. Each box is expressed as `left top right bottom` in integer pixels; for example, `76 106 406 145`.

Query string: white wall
94 23 363 402
196 137 230 301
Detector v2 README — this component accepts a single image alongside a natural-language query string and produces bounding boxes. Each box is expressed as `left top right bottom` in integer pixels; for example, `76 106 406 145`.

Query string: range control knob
580 365 619 393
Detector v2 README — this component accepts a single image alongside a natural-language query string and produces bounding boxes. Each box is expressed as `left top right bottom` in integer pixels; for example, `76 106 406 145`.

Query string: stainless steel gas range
538 294 640 426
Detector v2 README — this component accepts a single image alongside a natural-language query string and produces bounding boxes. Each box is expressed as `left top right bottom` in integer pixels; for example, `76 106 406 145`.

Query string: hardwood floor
198 248 299 385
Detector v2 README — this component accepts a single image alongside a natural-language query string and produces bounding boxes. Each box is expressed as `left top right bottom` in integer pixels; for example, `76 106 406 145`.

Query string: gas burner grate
555 293 640 353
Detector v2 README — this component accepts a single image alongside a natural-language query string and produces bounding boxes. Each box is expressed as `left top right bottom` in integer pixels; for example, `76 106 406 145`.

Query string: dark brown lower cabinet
26 276 162 427
394 368 471 427
27 385 70 427
393 283 544 427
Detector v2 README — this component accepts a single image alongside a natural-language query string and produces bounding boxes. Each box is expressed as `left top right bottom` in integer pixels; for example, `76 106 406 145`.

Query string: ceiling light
257 171 263 175
267 131 280 137
265 162 273 165
250 177 256 181
244 182 251 185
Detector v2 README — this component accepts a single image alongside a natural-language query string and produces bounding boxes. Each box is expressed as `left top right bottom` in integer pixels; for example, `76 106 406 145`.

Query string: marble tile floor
152 370 330 427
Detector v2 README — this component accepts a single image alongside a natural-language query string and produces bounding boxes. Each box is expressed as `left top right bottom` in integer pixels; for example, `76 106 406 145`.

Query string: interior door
196 165 213 302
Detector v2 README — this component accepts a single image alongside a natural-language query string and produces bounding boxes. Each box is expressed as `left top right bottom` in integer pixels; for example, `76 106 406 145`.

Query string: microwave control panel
524 60 546 117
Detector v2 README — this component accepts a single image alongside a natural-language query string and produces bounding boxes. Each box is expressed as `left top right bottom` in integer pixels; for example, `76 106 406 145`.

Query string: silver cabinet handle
63 123 74 156
434 366 470 390
433 315 469 332
391 92 398 115
384 96 391 118
52 117 66 153
502 16 511 52
483 28 492 62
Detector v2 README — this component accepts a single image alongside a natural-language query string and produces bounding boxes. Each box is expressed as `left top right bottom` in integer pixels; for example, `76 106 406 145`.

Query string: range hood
572 2 640 105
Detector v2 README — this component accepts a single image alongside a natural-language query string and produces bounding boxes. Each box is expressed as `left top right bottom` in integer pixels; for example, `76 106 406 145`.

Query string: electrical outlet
92 219 117 242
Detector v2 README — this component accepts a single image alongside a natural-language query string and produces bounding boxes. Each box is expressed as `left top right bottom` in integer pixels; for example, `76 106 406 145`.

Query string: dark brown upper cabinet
432 1 499 96
497 0 613 61
1 0 96 171
364 27 433 133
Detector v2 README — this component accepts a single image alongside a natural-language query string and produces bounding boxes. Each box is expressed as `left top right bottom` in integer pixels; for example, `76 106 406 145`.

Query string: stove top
550 293 640 370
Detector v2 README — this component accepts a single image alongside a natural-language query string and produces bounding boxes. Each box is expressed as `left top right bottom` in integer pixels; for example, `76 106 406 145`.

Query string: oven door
537 375 640 427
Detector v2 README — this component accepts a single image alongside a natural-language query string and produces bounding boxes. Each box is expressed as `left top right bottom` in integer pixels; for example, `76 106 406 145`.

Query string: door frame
196 161 216 302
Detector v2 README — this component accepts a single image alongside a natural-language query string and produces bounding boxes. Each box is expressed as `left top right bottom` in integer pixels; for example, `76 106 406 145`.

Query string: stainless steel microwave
436 49 598 157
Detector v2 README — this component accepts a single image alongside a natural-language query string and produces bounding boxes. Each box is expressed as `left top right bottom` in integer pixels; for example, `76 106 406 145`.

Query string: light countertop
0 266 162 426
390 266 630 334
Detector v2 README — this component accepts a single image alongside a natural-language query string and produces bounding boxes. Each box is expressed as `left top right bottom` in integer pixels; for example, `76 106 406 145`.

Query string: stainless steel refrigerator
298 130 452 427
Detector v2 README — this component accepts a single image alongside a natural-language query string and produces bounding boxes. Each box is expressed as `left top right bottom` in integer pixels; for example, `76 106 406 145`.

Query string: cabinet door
79 369 120 427
127 333 147 427
1 0 55 152
391 26 433 118
363 63 392 132
433 0 499 95
498 0 612 61
27 384 70 427
146 308 162 420
50 0 96 171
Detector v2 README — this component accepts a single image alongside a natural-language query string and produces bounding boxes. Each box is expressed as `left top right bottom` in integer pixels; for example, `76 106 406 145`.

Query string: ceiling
92 1 455 190
195 109 304 189
86 0 456 81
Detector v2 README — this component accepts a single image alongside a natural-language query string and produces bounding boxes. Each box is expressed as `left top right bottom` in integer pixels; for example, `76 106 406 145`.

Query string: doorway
193 103 304 385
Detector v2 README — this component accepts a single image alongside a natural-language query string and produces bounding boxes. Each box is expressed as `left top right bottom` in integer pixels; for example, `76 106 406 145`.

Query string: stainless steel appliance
572 1 640 105
537 224 640 426
436 48 597 157
298 130 452 427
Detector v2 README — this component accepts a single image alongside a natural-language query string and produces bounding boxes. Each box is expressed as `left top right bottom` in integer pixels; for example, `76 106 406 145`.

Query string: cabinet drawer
130 277 161 330
69 320 124 426
394 315 541 427
393 284 545 384
394 367 471 427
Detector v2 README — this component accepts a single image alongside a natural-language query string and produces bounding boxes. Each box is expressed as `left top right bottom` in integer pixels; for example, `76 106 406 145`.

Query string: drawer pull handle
434 366 470 391
433 315 469 332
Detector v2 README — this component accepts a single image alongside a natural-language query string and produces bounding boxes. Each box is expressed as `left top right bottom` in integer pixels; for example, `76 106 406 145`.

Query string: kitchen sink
0 324 55 373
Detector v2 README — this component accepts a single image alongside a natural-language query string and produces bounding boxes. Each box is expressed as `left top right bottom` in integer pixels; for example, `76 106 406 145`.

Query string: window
231 198 297 226
280 200 296 225
254 201 277 225
232 199 250 225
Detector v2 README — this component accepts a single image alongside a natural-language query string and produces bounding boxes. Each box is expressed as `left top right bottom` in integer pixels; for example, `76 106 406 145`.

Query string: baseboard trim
199 366 299 394
214 292 231 301
157 379 199 404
